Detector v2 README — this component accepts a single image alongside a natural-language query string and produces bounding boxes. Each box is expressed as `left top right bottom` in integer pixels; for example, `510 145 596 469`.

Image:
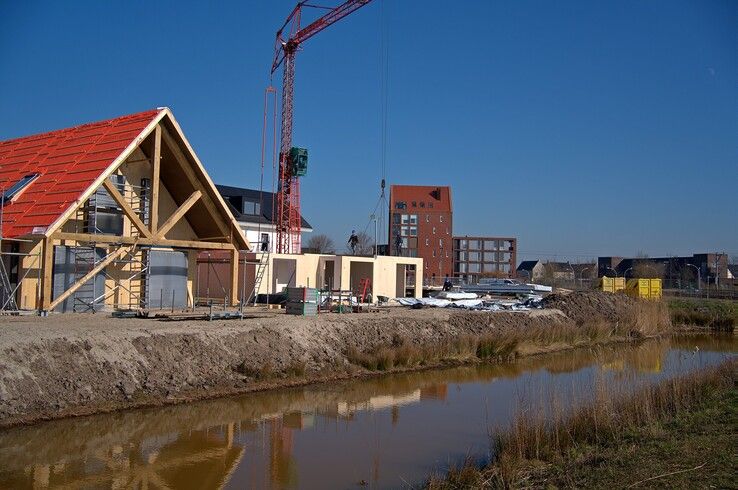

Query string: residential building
598 253 730 288
0 108 249 312
516 260 544 282
388 185 452 285
453 236 517 282
216 185 312 253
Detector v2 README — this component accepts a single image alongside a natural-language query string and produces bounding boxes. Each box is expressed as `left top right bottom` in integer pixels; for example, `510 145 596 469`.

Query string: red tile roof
0 109 162 238
389 185 452 212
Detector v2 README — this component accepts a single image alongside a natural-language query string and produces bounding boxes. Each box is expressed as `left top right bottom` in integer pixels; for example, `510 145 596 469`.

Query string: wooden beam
48 247 131 311
155 190 201 239
230 247 239 306
40 238 54 311
52 232 235 250
102 179 152 238
151 124 161 233
159 127 231 237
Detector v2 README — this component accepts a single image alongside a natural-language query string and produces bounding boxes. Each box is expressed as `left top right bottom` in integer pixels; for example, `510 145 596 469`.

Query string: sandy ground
0 292 640 427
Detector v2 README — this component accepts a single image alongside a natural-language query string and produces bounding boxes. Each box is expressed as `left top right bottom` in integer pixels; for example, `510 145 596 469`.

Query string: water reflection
0 335 734 489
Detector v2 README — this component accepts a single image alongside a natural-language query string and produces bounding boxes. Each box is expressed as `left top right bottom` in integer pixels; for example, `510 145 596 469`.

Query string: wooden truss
36 113 248 312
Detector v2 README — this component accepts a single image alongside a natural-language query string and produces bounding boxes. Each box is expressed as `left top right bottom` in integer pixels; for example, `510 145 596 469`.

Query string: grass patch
427 359 737 489
346 301 673 373
669 298 737 331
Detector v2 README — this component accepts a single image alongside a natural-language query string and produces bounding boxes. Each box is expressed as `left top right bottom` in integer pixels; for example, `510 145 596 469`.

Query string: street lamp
686 263 700 291
623 267 633 279
579 266 592 288
606 266 618 278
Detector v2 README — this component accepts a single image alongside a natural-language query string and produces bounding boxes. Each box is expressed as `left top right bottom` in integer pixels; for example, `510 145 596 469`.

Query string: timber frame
20 108 250 313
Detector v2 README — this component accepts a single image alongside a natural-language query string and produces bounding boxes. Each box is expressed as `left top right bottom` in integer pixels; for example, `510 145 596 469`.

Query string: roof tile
0 109 161 238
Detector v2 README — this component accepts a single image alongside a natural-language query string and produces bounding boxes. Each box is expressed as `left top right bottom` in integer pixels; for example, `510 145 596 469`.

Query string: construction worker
348 230 359 255
443 275 453 291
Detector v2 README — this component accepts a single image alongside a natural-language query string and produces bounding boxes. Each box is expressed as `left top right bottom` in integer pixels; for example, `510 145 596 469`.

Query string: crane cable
362 0 389 245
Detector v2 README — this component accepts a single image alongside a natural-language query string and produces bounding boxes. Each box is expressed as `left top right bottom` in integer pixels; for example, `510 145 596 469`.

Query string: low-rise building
216 185 313 253
598 253 730 287
453 236 516 282
516 260 544 282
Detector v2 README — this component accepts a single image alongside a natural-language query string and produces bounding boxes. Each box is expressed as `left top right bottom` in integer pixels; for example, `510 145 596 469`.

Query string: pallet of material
286 287 319 316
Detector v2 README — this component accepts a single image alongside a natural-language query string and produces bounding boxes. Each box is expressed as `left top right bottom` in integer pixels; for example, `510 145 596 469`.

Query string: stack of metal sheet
286 287 319 316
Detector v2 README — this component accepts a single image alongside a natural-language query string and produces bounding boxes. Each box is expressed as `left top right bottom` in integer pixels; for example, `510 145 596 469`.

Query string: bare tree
353 231 375 256
306 234 335 254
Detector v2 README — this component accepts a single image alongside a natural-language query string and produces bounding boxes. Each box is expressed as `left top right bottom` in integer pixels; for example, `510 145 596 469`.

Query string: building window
1 173 39 203
469 240 481 250
425 238 429 246
469 252 480 261
439 215 444 223
446 227 449 235
426 215 430 223
395 201 407 209
432 227 436 235
392 214 401 224
459 239 467 249
439 239 443 248
432 249 436 257
409 226 417 236
420 202 425 208
446 250 449 258
411 201 417 207
428 202 433 208
409 214 418 225
242 200 260 215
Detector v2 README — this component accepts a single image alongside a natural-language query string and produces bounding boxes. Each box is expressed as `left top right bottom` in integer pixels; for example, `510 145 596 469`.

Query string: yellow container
598 277 626 293
626 278 662 300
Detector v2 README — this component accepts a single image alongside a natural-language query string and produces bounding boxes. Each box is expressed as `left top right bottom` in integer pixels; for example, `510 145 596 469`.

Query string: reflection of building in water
601 341 666 374
13 423 243 489
420 383 449 400
268 418 298 489
336 389 421 417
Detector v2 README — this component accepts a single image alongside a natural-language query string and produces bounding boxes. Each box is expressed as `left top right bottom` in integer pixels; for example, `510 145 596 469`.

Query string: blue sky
1 0 736 261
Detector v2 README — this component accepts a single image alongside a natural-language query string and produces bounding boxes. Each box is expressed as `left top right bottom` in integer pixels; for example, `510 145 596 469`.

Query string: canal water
0 335 734 489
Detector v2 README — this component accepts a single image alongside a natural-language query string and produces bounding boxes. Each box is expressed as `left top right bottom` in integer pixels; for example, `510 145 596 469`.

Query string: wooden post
40 238 54 312
230 247 239 307
150 124 161 234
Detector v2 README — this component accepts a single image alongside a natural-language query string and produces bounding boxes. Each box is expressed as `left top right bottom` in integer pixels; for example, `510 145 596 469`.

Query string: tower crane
270 0 374 254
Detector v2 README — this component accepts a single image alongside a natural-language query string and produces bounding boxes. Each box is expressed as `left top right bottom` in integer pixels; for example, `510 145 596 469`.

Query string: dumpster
625 278 662 300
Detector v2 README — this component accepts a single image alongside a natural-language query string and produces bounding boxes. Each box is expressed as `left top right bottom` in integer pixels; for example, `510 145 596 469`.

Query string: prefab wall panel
147 249 188 308
52 246 106 313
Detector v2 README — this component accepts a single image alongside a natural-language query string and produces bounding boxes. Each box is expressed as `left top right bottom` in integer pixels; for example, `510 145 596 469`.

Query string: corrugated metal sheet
148 249 188 308
0 109 161 238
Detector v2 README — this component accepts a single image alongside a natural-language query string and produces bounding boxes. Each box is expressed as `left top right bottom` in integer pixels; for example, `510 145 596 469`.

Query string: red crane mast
270 0 373 254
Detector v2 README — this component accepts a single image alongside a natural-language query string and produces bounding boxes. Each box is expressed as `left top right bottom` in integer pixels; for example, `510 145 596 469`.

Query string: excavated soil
0 291 651 427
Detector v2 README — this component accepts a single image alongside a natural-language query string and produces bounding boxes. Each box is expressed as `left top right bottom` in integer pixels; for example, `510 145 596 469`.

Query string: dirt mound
543 290 638 323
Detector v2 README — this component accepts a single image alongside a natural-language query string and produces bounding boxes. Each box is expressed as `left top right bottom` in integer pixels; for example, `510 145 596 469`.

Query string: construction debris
395 296 543 311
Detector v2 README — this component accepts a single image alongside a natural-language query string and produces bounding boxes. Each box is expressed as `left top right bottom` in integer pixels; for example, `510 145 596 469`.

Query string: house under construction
0 108 249 313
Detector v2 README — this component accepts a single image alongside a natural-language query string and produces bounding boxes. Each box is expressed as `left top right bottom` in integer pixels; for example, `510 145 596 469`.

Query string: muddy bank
0 291 668 427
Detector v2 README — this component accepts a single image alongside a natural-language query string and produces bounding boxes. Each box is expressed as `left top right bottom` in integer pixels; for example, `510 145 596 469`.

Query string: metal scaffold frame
63 175 152 312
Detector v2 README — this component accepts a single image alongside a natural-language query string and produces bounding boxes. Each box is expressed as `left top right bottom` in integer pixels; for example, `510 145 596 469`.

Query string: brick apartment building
453 236 517 282
388 185 452 285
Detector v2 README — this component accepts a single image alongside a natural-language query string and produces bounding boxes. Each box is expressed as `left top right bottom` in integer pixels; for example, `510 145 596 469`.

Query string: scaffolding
62 174 152 312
